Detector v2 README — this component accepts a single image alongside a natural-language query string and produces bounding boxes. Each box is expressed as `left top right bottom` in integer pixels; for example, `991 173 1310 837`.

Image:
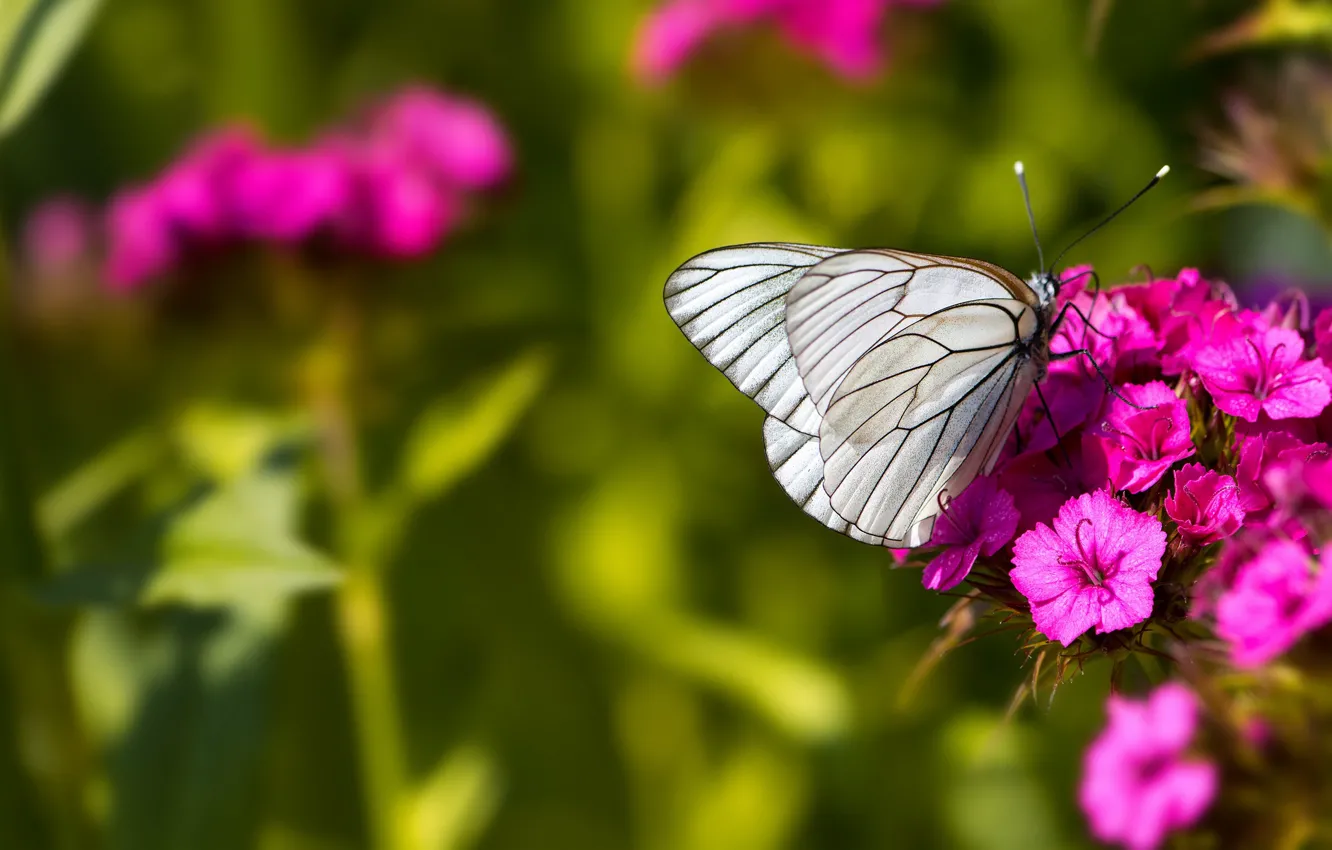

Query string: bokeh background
1 1 1328 848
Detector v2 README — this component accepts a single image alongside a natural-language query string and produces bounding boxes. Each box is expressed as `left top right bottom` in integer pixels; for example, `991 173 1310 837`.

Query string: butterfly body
664 243 1063 548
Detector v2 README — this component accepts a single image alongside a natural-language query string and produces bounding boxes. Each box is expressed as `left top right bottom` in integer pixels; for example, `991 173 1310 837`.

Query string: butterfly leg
1049 347 1152 410
1033 379 1074 467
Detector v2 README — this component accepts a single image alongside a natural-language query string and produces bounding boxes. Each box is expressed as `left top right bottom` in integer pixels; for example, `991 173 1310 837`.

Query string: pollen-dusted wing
664 242 1046 548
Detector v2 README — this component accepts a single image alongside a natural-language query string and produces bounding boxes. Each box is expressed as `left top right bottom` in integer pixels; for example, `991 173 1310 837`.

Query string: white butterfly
663 163 1168 548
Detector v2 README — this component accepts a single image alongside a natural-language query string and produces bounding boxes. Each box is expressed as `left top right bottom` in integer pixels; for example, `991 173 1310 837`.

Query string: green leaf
40 463 340 608
399 348 550 501
0 0 103 137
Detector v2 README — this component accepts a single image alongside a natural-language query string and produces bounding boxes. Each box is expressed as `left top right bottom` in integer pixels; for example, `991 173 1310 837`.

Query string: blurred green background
0 1 1325 848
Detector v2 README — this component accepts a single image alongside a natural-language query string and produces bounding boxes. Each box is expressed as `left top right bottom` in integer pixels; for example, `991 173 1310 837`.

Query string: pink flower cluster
631 0 946 83
101 86 511 291
913 267 1332 848
923 266 1332 666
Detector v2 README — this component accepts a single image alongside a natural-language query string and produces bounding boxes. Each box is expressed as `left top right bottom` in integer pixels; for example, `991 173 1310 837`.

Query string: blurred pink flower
631 0 945 83
1164 464 1244 544
104 188 179 292
94 85 511 290
1233 431 1327 519
22 196 96 277
1315 307 1332 365
228 146 353 243
334 150 460 258
922 475 1018 591
1091 381 1194 494
1010 489 1165 646
1192 326 1332 422
1079 683 1218 850
1215 540 1332 667
156 127 259 241
371 87 513 191
1005 369 1105 463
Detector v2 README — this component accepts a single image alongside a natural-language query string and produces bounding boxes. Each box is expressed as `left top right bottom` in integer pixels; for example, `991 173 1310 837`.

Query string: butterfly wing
818 300 1038 546
664 242 841 435
666 245 1041 549
784 252 1041 547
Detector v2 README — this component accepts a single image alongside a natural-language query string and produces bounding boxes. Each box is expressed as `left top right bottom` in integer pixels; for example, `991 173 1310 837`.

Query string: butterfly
663 162 1168 548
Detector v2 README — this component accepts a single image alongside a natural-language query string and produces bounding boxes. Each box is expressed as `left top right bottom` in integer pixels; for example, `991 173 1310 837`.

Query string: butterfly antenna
1014 161 1045 271
1047 165 1169 275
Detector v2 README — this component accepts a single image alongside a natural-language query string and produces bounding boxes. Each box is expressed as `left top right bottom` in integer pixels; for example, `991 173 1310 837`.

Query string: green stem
0 231 94 847
308 285 409 850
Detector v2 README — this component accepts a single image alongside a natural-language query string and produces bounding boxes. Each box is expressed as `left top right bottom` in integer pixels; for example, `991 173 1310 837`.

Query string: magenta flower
1079 683 1218 850
921 475 1019 591
1215 540 1332 667
155 127 258 241
104 188 179 291
1010 490 1166 646
1192 326 1332 422
1091 382 1195 494
1164 464 1244 544
370 87 513 191
333 149 460 258
631 0 944 83
228 146 353 243
1315 307 1332 366
1233 431 1328 519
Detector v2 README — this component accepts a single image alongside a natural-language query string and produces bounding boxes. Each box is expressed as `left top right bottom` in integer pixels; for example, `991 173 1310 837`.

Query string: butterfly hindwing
819 300 1037 545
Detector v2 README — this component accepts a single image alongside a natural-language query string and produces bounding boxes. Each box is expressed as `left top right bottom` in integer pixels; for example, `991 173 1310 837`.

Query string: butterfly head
1028 270 1060 306
1013 161 1168 309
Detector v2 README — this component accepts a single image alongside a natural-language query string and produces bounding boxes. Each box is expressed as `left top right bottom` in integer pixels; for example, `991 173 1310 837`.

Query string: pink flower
1215 540 1332 667
1233 431 1328 519
1079 683 1218 850
333 151 460 258
632 1 723 81
1315 307 1332 366
228 147 353 243
630 0 944 83
1164 464 1244 544
104 187 178 291
1010 490 1166 646
155 127 259 241
1091 382 1194 493
1192 326 1332 422
922 475 1018 591
371 87 513 191
21 196 96 277
1050 289 1159 383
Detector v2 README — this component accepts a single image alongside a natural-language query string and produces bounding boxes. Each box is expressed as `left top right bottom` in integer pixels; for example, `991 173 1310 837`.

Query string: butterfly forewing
664 242 840 434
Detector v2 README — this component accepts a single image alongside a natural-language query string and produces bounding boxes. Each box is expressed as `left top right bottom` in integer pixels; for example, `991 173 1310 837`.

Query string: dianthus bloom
922 475 1018 591
631 0 945 83
1010 490 1166 646
1163 464 1244 544
99 86 511 291
1191 326 1332 422
1091 382 1194 494
1079 683 1218 850
1214 541 1332 667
